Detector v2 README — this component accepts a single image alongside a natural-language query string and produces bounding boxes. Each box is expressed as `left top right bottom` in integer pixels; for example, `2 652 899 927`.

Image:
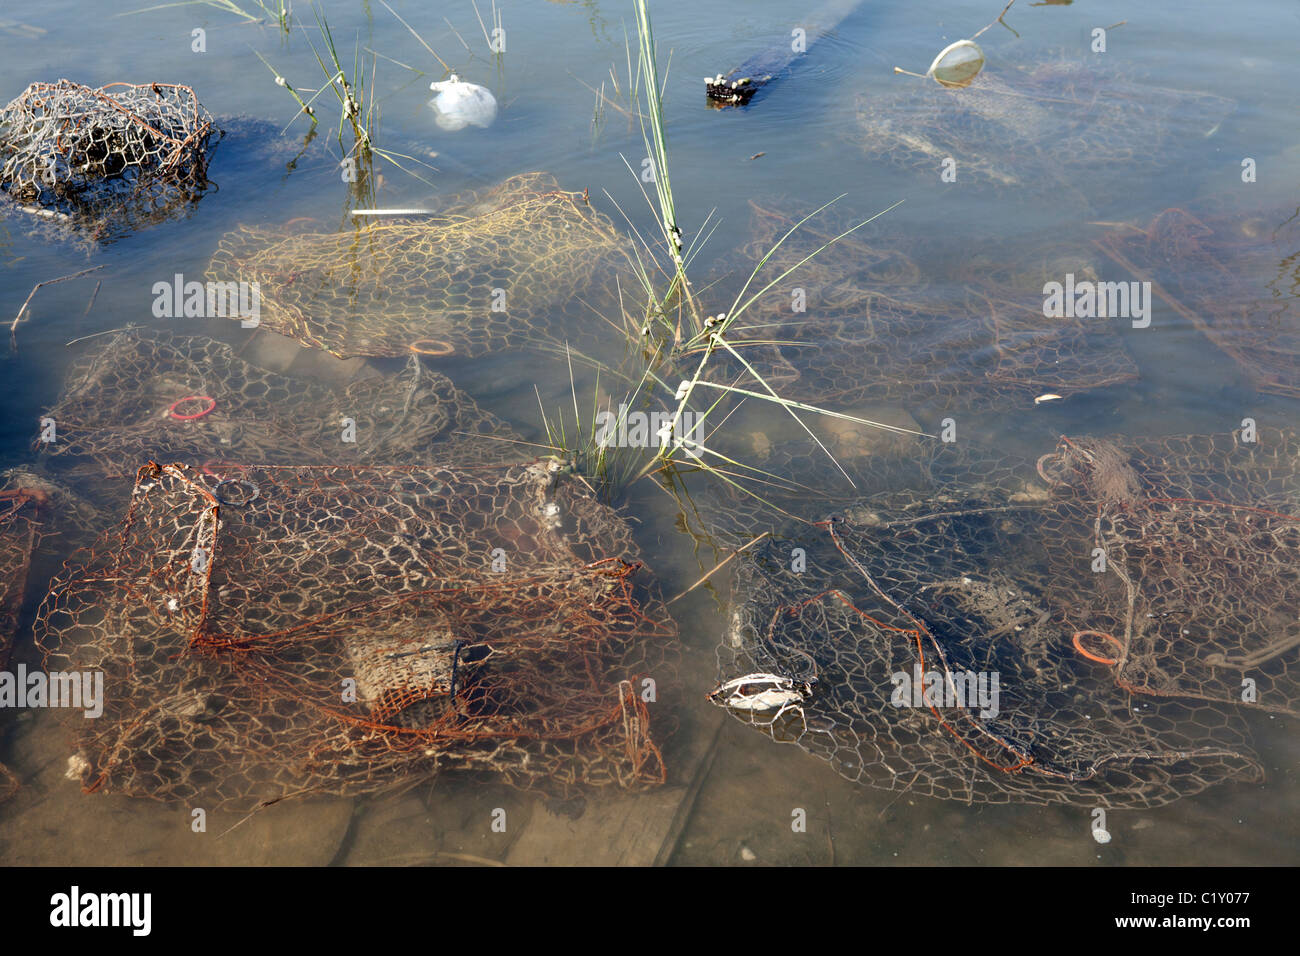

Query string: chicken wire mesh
36 459 676 811
206 172 638 359
854 57 1233 197
1095 205 1300 399
710 429 1295 807
719 201 1137 412
0 80 220 240
36 328 522 479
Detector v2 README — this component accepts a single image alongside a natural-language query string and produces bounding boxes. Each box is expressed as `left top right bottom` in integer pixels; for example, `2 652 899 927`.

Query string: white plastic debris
65 753 90 781
428 74 497 131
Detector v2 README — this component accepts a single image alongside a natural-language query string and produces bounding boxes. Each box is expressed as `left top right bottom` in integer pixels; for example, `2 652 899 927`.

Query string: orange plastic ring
168 395 217 420
409 339 455 356
1072 630 1122 665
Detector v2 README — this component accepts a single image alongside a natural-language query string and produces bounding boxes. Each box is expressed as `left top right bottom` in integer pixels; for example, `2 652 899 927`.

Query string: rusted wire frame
39 459 675 807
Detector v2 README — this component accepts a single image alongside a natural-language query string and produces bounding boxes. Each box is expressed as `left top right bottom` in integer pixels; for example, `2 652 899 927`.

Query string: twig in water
82 280 101 317
971 0 1018 40
66 324 137 347
10 265 106 349
877 771 922 819
667 531 770 605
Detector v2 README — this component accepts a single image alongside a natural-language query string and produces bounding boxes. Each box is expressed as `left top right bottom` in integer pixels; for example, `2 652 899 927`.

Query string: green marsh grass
554 1 928 512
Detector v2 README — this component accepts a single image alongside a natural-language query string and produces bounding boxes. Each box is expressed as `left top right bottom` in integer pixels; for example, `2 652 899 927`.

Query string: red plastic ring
168 396 217 421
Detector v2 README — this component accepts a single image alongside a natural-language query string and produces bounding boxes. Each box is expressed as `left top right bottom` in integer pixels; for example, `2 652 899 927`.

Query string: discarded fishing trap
855 56 1232 196
36 328 521 479
1096 205 1300 400
37 459 676 810
207 172 637 359
710 429 1299 807
0 80 220 239
720 201 1137 411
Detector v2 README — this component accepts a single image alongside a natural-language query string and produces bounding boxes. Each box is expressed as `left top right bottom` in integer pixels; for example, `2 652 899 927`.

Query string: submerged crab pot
854 57 1233 199
205 172 637 360
0 79 221 238
712 430 1300 808
36 460 678 810
1096 205 1300 400
712 200 1138 422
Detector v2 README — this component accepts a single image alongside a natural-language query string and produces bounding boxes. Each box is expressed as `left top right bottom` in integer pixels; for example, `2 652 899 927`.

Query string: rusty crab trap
36 459 676 810
0 80 220 241
206 172 638 360
709 429 1300 808
36 328 522 483
718 201 1138 415
853 55 1233 201
1095 204 1300 400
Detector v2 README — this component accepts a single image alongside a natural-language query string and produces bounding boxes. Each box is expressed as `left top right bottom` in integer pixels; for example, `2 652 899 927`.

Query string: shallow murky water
1 0 1297 866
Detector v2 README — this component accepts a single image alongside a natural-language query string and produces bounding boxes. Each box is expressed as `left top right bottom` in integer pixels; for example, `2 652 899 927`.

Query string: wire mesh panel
711 430 1294 807
0 79 220 240
37 460 676 811
206 172 638 359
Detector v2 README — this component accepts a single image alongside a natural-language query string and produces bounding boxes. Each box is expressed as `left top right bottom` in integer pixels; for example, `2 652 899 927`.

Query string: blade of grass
380 0 451 72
